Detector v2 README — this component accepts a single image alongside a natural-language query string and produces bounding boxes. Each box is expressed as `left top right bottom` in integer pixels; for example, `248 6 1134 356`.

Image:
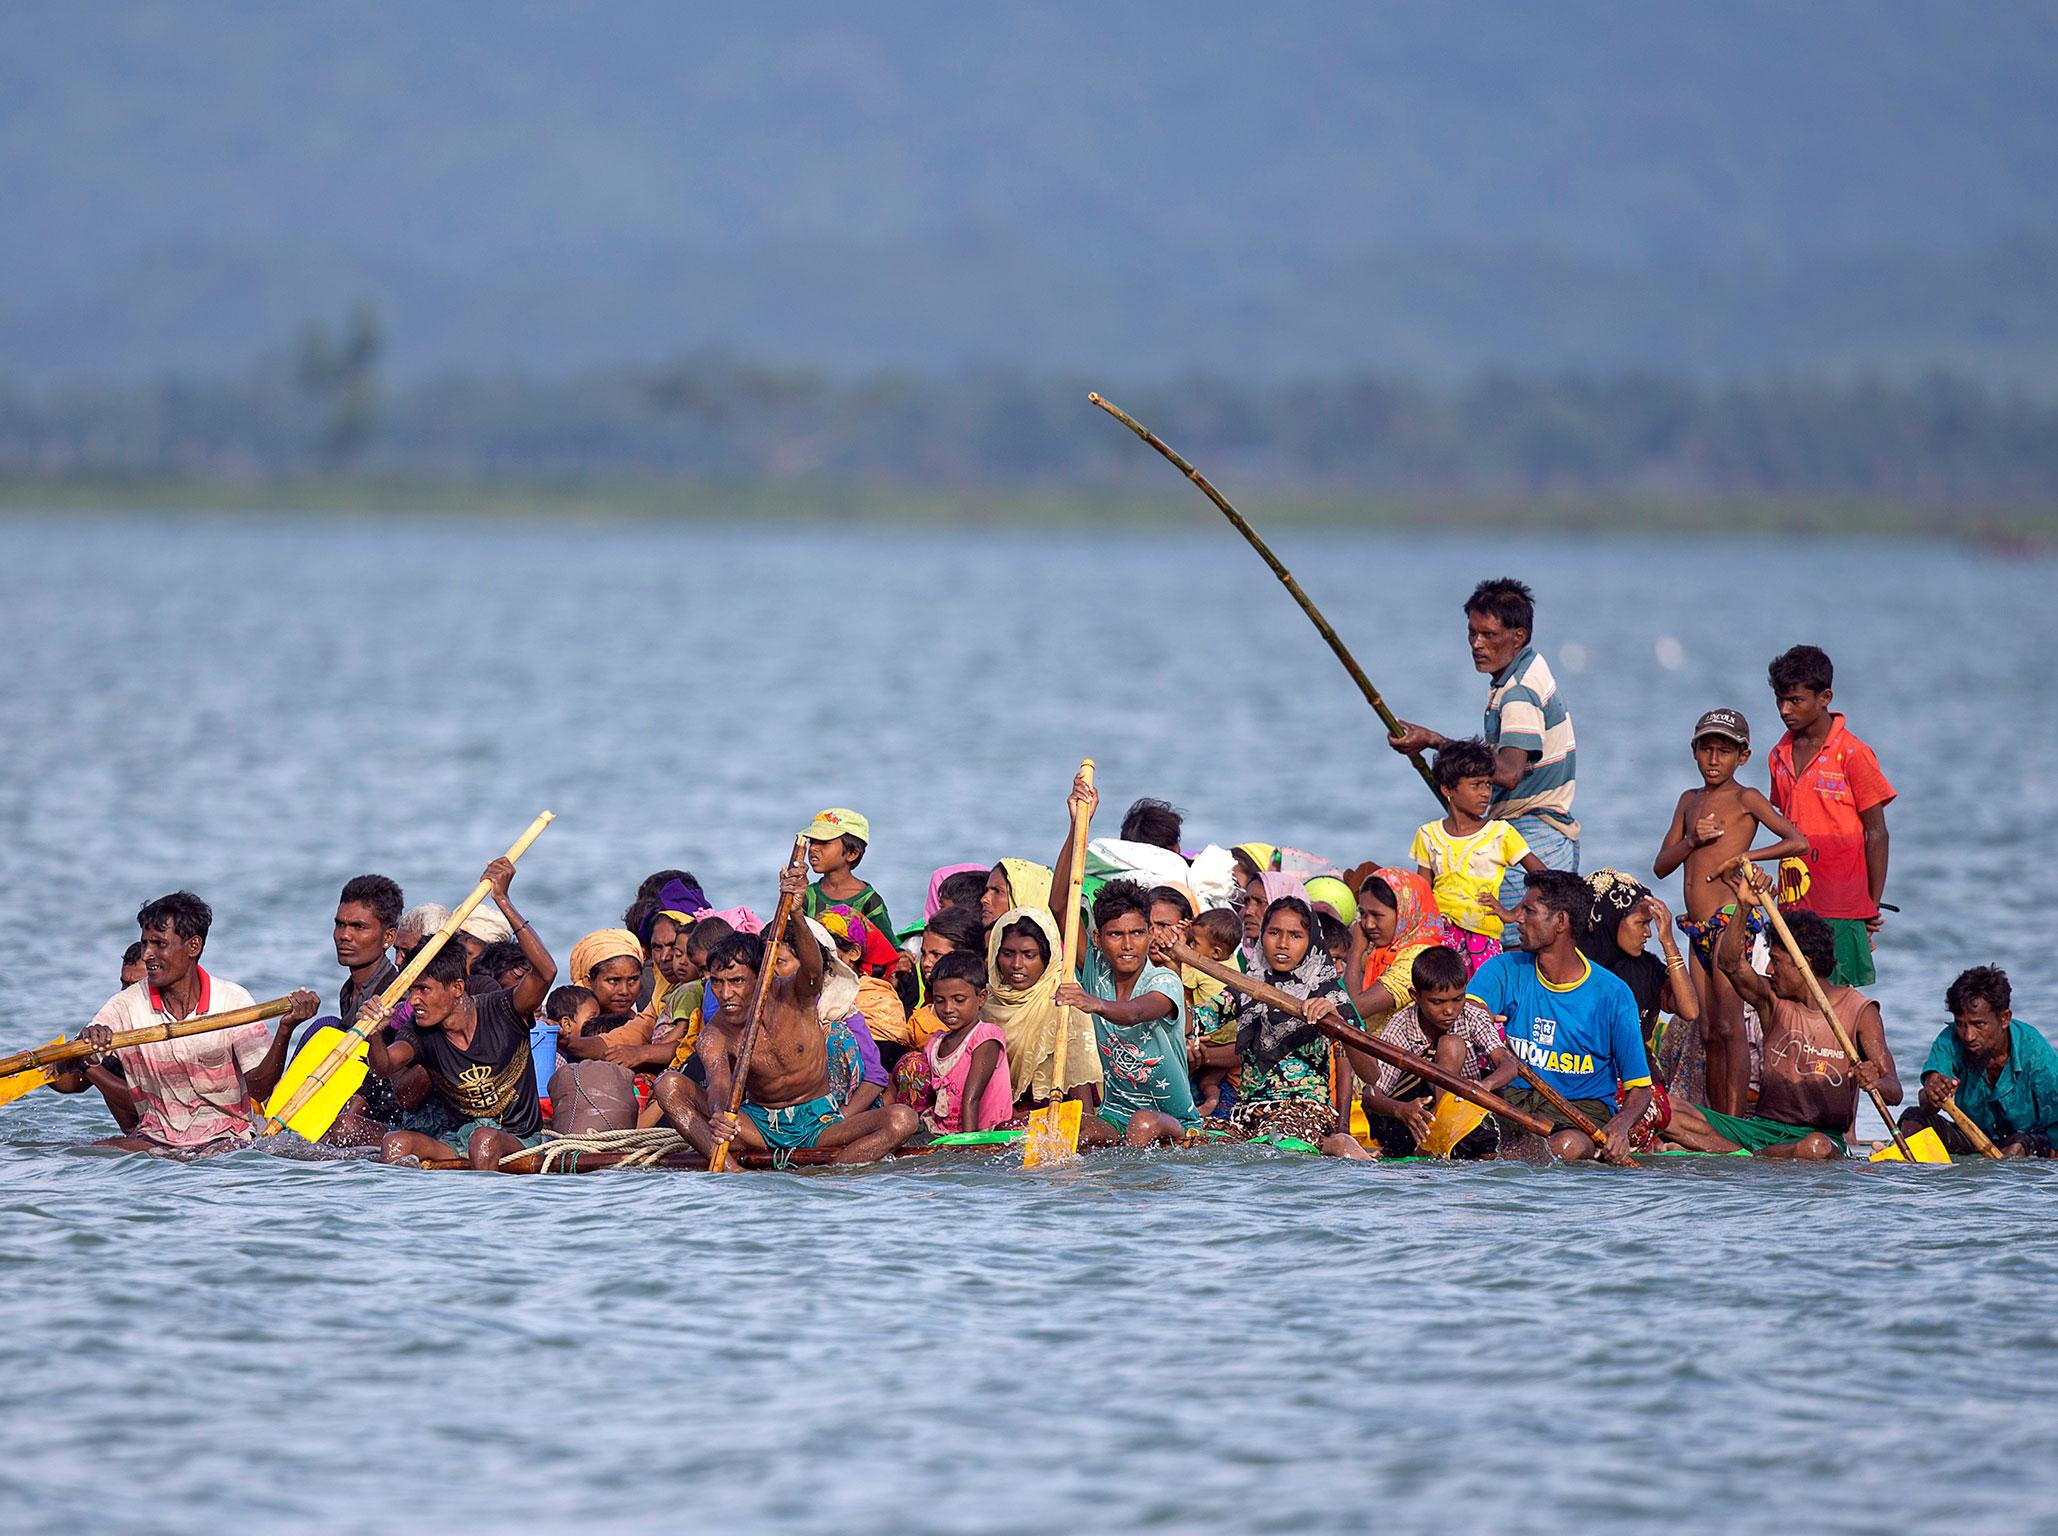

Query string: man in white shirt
78 890 317 1154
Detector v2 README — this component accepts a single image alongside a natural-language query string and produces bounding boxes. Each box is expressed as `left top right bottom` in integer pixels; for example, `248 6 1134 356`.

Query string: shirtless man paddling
652 862 917 1167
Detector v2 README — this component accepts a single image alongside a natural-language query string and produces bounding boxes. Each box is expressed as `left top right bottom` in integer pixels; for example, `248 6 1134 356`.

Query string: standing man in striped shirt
1388 578 1579 913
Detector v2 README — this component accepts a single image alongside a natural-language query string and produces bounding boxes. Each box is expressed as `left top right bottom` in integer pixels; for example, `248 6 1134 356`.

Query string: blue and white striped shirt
1485 645 1578 835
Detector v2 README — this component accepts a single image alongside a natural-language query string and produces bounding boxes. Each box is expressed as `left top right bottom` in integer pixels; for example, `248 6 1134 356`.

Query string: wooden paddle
0 996 297 1107
1722 856 1919 1162
1939 1093 2006 1160
1025 758 1094 1166
1502 1058 1635 1166
1163 941 1554 1138
707 837 808 1173
1088 393 1442 809
261 810 555 1139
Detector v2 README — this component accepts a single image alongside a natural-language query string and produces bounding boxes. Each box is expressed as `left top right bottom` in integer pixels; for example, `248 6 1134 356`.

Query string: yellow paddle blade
1022 1098 1083 1167
1421 1094 1492 1159
1870 1126 1952 1164
1348 1099 1373 1149
262 1026 369 1141
0 1038 64 1108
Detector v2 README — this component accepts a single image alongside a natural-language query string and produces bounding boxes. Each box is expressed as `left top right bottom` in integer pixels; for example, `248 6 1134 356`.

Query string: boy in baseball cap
798 808 894 941
1653 708 1810 1117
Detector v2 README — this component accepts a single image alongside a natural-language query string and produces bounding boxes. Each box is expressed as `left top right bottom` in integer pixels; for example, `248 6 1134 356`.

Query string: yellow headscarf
982 904 1102 1105
568 929 644 990
1233 843 1279 879
995 858 1054 916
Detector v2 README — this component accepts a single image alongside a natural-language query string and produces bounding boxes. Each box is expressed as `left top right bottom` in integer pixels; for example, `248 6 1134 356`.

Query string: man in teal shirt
1899 966 2058 1158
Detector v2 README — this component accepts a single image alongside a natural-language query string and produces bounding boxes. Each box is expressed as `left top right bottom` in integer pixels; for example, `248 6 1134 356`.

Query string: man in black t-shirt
366 856 557 1170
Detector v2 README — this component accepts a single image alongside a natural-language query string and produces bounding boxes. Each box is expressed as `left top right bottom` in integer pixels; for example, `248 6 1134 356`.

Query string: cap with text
1692 708 1750 748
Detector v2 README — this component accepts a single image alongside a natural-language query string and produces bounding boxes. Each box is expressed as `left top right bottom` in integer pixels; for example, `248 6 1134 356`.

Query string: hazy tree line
2 338 2054 505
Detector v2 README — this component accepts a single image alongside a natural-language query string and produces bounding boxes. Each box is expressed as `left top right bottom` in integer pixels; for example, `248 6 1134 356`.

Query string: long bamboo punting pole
1089 393 1442 807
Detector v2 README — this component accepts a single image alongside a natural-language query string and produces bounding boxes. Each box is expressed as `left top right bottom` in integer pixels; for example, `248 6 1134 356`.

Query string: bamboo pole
1940 1094 2006 1160
708 838 808 1173
1502 1058 1635 1166
1089 393 1443 807
262 810 555 1134
1164 941 1554 1138
1048 759 1094 1103
1023 760 1095 1165
0 996 295 1079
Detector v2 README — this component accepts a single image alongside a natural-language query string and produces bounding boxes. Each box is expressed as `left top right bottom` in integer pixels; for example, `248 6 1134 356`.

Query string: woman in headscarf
980 858 1054 925
566 930 644 1015
555 928 649 1066
979 905 1102 1117
1342 869 1447 1029
1239 872 1309 971
1229 843 1278 896
1582 869 1701 1144
1214 894 1370 1157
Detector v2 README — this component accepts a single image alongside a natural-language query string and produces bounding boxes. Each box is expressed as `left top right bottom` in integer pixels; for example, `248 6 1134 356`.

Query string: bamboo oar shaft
709 837 808 1173
1725 859 1916 1162
1089 393 1442 807
1502 1058 1633 1165
1166 943 1554 1138
1049 759 1095 1098
0 996 294 1077
262 810 555 1133
1940 1094 2005 1160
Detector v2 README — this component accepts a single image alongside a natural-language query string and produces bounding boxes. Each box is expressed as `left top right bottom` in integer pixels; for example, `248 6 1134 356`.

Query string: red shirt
1767 714 1894 920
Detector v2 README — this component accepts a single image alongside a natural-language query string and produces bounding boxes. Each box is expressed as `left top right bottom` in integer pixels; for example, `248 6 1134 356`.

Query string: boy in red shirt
1765 646 1895 986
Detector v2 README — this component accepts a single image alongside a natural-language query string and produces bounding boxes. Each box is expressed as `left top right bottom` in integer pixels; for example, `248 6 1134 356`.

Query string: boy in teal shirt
1048 773 1200 1146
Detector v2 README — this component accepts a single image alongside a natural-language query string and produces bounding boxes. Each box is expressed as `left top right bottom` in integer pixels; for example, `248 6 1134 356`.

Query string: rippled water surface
2 515 2054 1533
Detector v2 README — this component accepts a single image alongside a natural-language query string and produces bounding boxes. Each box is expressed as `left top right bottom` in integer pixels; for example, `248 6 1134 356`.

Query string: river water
0 514 2053 1533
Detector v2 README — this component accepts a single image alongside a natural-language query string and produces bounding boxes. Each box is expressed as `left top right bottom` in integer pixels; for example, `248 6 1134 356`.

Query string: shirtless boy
1653 708 1809 1115
652 861 917 1167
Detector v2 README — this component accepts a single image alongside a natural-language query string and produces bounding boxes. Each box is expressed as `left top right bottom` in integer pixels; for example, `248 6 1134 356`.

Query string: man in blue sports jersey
1472 870 1650 1162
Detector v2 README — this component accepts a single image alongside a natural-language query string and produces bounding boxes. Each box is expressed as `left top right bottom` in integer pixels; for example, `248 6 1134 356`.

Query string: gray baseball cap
1693 708 1750 747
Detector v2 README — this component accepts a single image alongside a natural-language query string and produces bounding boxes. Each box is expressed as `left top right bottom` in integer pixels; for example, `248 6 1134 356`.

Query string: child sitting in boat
1360 945 1511 1159
1412 737 1548 974
1185 907 1243 1117
921 951 1012 1135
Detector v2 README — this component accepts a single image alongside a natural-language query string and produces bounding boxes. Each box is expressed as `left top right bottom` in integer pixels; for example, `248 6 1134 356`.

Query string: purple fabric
637 878 713 944
846 1011 889 1087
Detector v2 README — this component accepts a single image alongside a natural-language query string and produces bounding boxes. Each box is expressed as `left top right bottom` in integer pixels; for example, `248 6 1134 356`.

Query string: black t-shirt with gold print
409 989 542 1136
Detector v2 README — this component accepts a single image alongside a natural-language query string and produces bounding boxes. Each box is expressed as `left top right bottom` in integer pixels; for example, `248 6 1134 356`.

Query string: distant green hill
3 2 2056 386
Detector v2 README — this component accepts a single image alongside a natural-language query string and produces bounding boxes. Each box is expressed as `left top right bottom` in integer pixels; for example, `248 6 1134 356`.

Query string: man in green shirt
1898 966 2058 1158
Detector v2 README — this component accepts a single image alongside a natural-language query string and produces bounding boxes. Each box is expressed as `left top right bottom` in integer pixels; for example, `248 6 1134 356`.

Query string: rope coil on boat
498 1126 690 1172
